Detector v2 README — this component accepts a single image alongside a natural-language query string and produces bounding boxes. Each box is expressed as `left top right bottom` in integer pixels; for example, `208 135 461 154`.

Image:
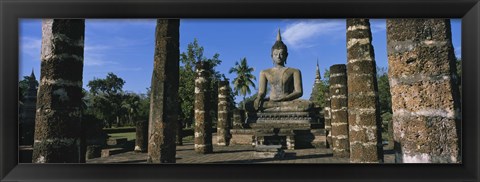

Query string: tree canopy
179 38 224 127
229 57 256 109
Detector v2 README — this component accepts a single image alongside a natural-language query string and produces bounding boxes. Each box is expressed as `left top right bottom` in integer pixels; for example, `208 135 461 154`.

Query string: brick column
194 61 213 154
323 91 332 148
387 19 461 163
329 64 349 158
147 19 180 163
217 80 231 146
346 19 384 163
32 19 85 163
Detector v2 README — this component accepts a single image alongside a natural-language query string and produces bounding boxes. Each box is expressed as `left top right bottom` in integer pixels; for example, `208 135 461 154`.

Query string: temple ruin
22 18 462 164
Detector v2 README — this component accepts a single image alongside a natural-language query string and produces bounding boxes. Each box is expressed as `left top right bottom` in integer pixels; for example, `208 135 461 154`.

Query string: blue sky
19 19 461 104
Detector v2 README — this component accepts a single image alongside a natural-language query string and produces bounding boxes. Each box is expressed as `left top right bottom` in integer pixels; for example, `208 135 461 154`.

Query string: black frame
1 0 479 181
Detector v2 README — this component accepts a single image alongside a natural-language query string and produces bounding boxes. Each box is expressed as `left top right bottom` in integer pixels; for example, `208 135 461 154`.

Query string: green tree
179 39 223 128
19 75 39 102
87 72 126 128
309 68 330 108
229 57 256 109
377 67 392 118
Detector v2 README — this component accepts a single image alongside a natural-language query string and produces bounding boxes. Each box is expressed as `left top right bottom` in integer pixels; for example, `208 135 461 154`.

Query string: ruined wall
147 19 180 163
346 19 384 163
387 19 461 163
32 19 85 163
329 64 350 158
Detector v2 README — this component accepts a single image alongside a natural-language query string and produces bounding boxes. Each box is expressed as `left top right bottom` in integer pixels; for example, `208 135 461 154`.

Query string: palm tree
228 57 256 109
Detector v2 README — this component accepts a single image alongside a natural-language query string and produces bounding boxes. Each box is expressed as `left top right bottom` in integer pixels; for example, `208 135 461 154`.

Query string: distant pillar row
387 19 461 163
323 91 332 148
217 80 231 146
32 19 85 163
329 64 350 158
346 19 384 163
194 61 213 154
147 19 180 163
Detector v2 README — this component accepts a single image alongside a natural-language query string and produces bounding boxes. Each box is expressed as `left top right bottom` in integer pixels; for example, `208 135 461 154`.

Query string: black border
1 0 479 181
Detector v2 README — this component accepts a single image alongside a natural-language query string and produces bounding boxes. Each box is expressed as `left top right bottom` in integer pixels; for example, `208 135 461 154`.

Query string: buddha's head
271 29 288 65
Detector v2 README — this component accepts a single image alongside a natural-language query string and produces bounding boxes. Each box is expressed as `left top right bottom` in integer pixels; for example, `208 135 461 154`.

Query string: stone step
255 145 283 152
101 148 125 158
254 145 285 158
107 138 128 146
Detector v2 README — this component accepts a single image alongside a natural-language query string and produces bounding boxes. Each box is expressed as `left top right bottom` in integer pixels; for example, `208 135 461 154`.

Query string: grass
109 132 136 141
108 131 195 143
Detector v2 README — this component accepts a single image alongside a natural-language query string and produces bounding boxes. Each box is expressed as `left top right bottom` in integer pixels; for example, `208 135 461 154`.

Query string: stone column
147 19 180 163
346 19 384 163
135 120 148 152
32 19 85 163
387 19 461 163
217 80 231 146
329 64 349 158
194 61 213 153
323 91 332 148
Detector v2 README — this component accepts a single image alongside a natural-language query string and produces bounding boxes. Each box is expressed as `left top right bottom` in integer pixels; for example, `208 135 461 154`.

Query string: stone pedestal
329 64 350 158
253 145 285 159
250 121 324 149
387 19 461 163
346 19 384 163
32 19 85 163
147 19 180 163
194 61 213 154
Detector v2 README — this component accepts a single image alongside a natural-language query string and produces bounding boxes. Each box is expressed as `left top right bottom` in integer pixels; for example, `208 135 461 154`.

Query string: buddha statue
249 30 313 113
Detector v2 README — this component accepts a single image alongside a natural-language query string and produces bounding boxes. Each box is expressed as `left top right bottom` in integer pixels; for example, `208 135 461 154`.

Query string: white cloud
20 37 42 59
455 46 461 59
370 20 386 33
282 20 345 49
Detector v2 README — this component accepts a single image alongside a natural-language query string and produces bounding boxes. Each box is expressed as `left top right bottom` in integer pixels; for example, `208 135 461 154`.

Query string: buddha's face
272 49 287 65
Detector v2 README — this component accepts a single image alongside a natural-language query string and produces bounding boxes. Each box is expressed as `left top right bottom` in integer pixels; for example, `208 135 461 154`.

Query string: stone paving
87 142 395 164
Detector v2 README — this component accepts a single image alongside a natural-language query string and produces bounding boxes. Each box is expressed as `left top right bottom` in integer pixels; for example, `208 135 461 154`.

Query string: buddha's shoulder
285 67 301 74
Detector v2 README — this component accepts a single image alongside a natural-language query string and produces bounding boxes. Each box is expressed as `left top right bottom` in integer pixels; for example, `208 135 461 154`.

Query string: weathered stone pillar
135 120 148 152
217 80 231 146
147 19 180 163
194 61 213 153
32 19 85 163
323 91 332 148
329 64 349 158
387 19 461 163
346 19 384 163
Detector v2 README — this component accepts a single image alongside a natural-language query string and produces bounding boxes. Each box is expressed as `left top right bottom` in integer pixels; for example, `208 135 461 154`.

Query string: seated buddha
248 30 313 113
